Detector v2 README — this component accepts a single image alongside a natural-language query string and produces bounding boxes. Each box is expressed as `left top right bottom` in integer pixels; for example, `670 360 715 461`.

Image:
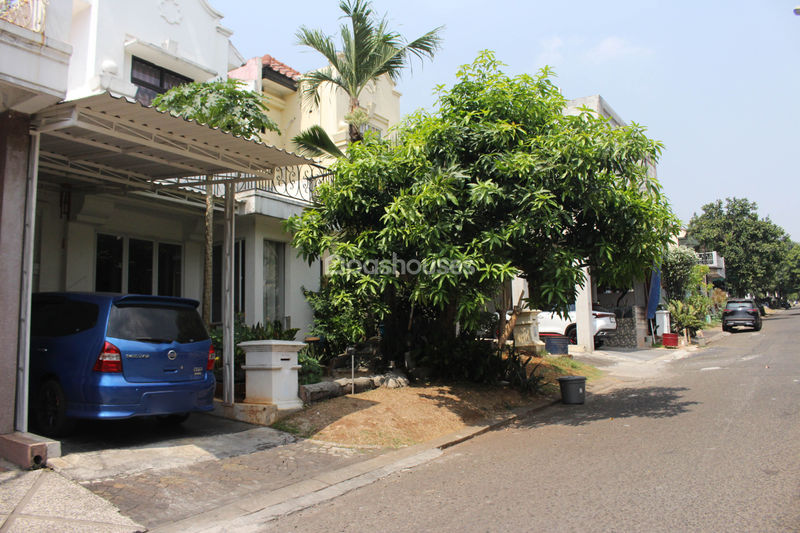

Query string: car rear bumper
724 319 758 327
67 373 216 419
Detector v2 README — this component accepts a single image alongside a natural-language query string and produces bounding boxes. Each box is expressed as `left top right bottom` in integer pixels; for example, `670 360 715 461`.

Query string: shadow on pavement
60 412 260 455
516 386 699 428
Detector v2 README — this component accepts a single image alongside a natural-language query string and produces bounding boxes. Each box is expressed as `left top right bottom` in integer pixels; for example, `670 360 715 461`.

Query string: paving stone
0 469 41 514
4 516 141 533
17 471 141 528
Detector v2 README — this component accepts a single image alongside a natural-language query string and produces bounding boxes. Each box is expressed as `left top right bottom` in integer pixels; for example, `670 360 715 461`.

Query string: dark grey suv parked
722 299 762 332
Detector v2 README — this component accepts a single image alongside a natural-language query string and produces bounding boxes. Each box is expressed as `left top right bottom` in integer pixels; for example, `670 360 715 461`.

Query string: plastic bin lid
557 375 587 382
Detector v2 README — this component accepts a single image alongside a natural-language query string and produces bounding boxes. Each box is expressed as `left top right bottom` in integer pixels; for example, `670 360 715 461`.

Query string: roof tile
261 54 302 81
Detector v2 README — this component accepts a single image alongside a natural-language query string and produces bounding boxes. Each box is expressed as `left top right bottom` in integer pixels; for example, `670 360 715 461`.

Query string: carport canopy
18 92 322 428
33 91 317 194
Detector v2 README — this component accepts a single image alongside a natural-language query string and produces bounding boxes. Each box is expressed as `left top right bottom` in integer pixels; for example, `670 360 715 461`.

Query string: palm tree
293 0 443 158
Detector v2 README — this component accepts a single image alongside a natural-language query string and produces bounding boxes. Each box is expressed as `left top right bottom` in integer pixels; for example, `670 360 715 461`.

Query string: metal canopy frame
16 92 328 430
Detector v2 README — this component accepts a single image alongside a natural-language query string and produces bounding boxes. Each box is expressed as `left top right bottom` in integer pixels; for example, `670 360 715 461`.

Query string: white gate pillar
575 266 594 353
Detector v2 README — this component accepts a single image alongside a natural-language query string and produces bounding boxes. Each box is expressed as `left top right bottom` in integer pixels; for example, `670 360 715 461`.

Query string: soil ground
274 355 601 448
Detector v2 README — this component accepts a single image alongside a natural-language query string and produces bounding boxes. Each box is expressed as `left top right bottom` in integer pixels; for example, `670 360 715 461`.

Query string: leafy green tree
153 78 279 140
661 245 698 300
287 52 678 365
293 0 442 156
776 241 800 298
687 198 788 296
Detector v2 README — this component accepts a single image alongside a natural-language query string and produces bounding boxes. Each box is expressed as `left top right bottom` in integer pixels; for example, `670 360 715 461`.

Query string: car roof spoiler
113 295 200 308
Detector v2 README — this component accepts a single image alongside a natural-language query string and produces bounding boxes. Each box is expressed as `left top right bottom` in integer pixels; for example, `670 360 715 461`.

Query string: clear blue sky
211 0 800 241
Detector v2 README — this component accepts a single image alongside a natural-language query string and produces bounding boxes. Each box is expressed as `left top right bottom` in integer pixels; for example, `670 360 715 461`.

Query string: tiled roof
261 54 302 81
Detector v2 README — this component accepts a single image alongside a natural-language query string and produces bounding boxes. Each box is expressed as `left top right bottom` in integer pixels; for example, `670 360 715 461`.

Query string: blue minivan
30 293 216 436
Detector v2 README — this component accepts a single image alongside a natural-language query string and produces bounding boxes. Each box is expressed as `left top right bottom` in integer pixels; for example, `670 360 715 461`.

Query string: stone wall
602 306 649 348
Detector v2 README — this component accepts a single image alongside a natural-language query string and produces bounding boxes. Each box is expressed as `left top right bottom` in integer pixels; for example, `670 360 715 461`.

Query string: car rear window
726 301 753 309
107 304 209 343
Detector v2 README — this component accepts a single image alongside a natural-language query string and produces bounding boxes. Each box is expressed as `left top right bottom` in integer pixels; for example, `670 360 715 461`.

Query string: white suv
538 304 617 346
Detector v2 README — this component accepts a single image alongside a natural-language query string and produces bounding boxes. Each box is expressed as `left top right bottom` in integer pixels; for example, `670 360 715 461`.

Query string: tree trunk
497 289 526 349
380 285 405 367
348 97 364 144
203 175 214 325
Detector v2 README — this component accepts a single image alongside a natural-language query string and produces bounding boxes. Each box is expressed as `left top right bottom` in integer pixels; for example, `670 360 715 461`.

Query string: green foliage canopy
661 245 698 300
687 198 789 296
287 52 678 360
153 78 279 140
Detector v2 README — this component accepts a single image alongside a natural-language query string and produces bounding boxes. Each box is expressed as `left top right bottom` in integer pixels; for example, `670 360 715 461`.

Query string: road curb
150 396 561 532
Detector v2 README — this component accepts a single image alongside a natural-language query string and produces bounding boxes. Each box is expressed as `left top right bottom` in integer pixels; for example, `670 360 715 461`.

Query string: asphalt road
263 311 800 532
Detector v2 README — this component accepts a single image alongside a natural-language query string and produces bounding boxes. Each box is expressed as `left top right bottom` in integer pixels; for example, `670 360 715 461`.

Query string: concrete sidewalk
0 466 145 532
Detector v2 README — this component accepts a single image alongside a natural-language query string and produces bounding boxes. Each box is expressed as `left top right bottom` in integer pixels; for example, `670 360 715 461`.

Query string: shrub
303 285 372 359
298 347 324 385
668 300 705 337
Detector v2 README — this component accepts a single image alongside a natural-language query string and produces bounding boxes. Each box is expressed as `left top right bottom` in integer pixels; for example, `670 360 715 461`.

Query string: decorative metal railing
234 165 334 204
0 0 46 32
150 165 333 205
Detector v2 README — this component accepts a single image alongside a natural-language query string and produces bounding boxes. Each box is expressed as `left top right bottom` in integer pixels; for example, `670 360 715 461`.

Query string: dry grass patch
273 356 601 448
274 384 534 448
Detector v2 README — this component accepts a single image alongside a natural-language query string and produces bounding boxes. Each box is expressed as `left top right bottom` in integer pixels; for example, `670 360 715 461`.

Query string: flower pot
662 333 679 348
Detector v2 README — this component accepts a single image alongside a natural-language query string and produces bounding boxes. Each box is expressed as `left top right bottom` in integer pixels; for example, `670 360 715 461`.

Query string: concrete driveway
49 413 295 483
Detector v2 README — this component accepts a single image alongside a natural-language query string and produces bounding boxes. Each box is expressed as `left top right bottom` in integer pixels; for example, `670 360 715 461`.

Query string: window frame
131 56 192 94
95 232 183 296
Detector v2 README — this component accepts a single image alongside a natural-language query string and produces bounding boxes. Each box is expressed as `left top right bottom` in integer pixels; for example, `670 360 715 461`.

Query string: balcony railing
696 251 725 270
151 165 333 206
0 0 46 32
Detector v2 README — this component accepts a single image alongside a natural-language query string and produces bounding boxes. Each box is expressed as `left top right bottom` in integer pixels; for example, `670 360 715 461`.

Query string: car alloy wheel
35 380 72 437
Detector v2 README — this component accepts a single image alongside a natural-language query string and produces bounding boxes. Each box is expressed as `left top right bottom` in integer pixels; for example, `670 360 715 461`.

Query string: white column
15 132 40 432
511 276 529 309
222 183 235 405
575 266 594 353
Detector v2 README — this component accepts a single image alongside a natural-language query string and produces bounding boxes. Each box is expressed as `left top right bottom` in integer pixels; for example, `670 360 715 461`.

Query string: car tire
566 326 578 345
594 338 604 348
156 413 190 425
34 380 73 437
754 322 762 332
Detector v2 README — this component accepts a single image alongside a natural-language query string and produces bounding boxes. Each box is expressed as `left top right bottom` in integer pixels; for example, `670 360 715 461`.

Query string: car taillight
93 341 122 372
207 345 216 371
749 308 758 313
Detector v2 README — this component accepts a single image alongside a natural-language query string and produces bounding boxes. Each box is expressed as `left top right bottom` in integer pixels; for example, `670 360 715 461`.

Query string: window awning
31 91 323 200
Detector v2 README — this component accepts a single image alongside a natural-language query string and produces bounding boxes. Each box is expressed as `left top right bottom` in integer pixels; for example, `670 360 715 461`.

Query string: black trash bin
557 376 586 404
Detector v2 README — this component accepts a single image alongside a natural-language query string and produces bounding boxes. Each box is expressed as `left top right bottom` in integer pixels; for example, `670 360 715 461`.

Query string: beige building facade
229 54 402 160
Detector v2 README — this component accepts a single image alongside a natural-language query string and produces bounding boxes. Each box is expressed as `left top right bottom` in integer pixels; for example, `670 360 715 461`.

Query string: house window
211 241 245 324
158 243 182 297
128 238 154 294
359 124 382 139
131 56 192 106
263 240 285 324
96 234 123 293
95 233 182 295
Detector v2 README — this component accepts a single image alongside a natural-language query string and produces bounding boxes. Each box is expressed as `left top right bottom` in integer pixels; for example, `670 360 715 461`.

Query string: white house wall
67 0 239 101
35 190 206 298
236 212 319 337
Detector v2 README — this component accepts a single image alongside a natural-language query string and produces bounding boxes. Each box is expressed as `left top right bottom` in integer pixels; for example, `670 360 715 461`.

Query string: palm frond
293 125 346 159
297 0 443 141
